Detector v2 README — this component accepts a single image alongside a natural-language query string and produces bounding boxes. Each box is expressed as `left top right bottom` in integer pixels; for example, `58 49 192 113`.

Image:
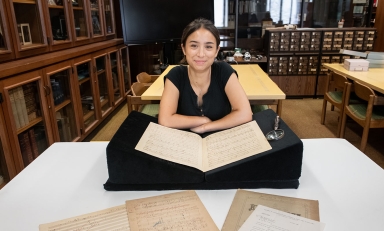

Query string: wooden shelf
13 0 36 4
55 99 71 111
16 116 43 134
83 110 95 122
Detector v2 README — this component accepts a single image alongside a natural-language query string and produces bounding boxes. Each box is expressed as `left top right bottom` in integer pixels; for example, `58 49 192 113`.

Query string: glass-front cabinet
0 105 16 189
120 46 131 95
8 0 49 57
74 55 98 136
0 0 14 62
44 61 80 142
103 0 115 37
94 53 112 117
89 0 104 40
109 49 123 106
0 70 53 170
71 0 90 45
43 0 73 51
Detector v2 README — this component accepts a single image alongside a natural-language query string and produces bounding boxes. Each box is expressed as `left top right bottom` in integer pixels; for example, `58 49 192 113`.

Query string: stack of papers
39 190 325 231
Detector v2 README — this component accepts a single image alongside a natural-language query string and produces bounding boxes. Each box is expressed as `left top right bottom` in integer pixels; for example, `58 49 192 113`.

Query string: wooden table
141 64 286 116
323 63 384 94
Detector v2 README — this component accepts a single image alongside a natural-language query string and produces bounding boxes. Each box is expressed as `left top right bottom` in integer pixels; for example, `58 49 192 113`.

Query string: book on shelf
23 84 37 122
34 127 48 154
9 89 21 129
18 132 34 166
13 87 27 128
28 129 40 159
135 121 272 172
17 87 29 125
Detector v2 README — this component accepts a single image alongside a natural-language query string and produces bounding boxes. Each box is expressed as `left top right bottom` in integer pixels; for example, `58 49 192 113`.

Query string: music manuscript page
125 190 219 231
238 205 325 231
39 204 129 231
221 189 320 231
135 121 271 172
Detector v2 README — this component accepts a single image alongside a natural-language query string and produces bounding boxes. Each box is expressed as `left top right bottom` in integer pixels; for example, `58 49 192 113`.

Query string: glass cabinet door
74 58 98 134
103 0 114 36
94 54 112 117
1 70 52 170
44 0 73 50
71 0 90 42
0 107 16 188
9 0 48 51
120 46 131 95
0 0 14 62
89 0 104 38
44 62 80 142
109 50 123 105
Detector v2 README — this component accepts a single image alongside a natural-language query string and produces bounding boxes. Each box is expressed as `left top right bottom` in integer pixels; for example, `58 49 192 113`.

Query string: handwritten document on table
125 190 219 231
39 204 129 231
135 121 271 172
238 205 325 231
221 189 320 231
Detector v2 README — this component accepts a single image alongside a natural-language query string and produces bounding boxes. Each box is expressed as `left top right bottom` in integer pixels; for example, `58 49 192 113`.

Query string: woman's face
182 28 219 72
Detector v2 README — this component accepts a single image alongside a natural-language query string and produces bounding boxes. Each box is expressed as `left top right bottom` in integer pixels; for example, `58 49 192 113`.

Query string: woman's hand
190 117 211 133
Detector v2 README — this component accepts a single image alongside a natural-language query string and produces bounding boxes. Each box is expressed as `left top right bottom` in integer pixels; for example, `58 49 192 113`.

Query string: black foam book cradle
104 109 303 191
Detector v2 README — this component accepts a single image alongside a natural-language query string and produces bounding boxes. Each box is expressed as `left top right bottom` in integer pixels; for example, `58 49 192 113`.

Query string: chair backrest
136 72 152 83
353 81 376 102
131 82 149 96
327 72 349 92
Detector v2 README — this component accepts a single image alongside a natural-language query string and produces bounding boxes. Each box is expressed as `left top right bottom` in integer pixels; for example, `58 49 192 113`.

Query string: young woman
158 18 252 134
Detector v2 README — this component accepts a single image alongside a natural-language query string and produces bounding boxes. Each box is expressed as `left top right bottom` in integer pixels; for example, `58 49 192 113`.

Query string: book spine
18 132 34 166
18 87 29 123
14 87 26 127
9 89 21 129
28 129 40 159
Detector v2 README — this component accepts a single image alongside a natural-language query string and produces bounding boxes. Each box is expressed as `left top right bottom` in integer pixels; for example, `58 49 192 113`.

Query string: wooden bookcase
0 0 127 187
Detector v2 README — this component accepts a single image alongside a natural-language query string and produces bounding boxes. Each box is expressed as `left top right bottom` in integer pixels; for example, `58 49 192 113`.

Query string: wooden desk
1 139 384 230
141 64 286 116
323 63 384 94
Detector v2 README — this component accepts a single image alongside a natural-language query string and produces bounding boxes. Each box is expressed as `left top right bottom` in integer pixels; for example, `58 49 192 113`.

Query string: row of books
9 84 39 130
18 128 47 167
50 79 65 106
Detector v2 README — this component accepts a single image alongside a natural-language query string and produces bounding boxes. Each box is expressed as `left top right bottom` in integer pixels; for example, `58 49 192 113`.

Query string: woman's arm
190 73 253 133
158 78 212 129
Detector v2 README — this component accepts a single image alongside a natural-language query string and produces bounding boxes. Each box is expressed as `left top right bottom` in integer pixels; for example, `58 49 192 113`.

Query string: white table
1 139 384 230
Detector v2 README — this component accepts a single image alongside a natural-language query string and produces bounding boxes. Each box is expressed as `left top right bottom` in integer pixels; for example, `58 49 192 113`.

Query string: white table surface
1 139 384 231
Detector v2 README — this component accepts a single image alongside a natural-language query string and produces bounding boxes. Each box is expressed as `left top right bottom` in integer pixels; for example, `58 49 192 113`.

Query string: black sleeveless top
164 61 237 121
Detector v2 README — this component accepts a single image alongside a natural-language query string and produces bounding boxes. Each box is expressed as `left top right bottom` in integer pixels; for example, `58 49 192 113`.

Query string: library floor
85 99 384 169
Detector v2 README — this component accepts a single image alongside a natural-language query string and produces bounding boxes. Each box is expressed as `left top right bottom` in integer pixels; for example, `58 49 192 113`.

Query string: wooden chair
127 82 159 117
320 72 355 136
136 72 159 85
339 81 384 152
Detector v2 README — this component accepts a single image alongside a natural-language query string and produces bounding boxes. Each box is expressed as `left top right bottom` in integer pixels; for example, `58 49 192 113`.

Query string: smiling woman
158 18 253 134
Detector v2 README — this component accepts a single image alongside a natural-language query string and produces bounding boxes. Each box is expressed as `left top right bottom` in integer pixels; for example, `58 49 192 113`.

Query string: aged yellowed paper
125 190 219 231
221 189 320 231
135 121 271 172
39 204 129 231
238 205 325 231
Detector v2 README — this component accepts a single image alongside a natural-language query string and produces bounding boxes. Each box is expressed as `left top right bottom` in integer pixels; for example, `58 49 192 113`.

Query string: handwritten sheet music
39 204 129 231
136 122 203 169
238 205 325 231
125 190 219 231
135 121 271 172
202 121 271 170
221 189 320 231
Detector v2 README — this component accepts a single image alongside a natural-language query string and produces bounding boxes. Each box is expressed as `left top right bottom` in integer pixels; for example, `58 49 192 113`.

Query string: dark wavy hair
180 18 220 64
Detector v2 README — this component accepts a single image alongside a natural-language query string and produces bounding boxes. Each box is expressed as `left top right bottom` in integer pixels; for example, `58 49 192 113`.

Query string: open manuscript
135 121 272 172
